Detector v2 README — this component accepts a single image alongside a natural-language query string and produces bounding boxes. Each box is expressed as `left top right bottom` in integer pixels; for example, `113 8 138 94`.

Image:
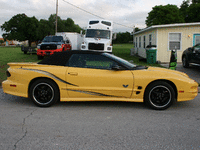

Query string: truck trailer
56 32 84 50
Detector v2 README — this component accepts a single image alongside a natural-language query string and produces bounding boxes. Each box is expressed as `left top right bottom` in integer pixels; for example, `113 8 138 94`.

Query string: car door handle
68 72 78 76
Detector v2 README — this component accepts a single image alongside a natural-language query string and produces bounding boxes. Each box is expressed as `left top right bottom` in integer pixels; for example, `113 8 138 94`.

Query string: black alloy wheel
144 81 175 110
30 79 59 107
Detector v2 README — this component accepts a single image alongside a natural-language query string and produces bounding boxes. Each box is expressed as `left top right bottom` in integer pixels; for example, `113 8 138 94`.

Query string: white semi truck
81 20 113 53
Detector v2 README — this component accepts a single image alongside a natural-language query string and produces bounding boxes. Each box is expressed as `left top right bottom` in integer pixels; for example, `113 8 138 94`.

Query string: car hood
147 66 189 78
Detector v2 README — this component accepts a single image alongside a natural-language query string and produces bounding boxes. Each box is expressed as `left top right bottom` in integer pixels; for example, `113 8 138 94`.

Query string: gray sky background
0 0 184 38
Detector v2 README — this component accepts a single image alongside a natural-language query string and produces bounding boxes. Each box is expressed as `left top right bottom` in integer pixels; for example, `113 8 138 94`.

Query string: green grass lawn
0 47 39 85
0 44 162 86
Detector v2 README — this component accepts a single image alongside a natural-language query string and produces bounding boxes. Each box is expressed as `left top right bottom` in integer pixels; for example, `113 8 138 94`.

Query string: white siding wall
134 25 200 63
134 29 157 58
157 26 200 62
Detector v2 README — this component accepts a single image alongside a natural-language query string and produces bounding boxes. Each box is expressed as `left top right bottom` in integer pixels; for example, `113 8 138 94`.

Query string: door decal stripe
66 89 125 98
20 68 78 87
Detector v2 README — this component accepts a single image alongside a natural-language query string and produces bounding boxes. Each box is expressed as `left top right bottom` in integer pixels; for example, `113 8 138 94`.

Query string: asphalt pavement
0 88 200 150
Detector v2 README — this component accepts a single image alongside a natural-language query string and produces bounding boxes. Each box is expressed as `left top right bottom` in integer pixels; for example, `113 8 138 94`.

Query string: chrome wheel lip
149 85 172 108
32 83 54 105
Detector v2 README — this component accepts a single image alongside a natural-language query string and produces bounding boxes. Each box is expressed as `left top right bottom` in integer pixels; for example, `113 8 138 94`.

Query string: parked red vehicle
37 35 71 59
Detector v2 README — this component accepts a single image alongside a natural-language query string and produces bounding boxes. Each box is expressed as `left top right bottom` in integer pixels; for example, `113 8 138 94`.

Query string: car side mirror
112 65 121 71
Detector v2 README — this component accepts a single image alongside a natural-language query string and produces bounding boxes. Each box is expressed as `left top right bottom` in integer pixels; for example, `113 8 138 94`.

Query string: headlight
107 47 112 50
37 45 40 49
82 45 86 49
57 45 62 49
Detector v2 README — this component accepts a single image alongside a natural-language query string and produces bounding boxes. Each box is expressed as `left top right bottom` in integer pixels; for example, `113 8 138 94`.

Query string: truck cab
81 20 113 53
37 35 71 60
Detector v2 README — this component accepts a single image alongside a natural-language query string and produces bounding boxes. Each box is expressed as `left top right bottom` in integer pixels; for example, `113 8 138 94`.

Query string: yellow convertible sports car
2 50 198 110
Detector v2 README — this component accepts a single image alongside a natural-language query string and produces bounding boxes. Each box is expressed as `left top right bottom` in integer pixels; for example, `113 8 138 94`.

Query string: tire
29 79 59 107
182 56 189 68
144 81 175 110
24 51 27 54
38 56 44 60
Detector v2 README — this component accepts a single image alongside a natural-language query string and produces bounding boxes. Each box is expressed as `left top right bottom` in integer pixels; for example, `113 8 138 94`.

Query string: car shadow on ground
2 93 198 111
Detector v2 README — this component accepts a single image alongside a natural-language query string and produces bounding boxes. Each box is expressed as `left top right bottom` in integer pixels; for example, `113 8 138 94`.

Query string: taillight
6 70 11 77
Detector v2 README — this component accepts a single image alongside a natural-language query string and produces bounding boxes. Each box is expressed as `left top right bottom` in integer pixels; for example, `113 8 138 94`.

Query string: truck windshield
43 36 63 42
86 29 110 39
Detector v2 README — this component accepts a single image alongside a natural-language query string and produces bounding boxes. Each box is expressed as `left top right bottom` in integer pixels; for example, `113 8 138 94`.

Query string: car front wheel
30 79 59 107
144 81 175 110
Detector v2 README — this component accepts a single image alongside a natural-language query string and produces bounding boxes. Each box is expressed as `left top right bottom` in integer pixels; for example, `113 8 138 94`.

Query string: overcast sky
0 0 184 38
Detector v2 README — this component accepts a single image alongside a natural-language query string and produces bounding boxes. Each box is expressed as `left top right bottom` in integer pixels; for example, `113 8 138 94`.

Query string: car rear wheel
182 56 189 68
30 79 59 107
144 81 175 110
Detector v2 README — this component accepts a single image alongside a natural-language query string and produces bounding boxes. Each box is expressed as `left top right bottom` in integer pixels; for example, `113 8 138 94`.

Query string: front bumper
37 48 63 56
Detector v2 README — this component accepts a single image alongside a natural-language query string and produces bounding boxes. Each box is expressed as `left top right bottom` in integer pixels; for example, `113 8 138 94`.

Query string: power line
62 0 104 19
62 0 134 29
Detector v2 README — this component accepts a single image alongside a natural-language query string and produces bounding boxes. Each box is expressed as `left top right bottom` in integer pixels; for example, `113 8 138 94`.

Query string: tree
1 13 83 45
0 40 4 45
134 27 141 32
1 13 39 47
186 3 200 22
145 4 185 27
179 0 190 21
192 0 200 3
37 19 52 41
113 32 133 44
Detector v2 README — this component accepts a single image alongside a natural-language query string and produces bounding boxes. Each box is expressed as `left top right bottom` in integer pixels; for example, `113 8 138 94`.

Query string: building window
139 37 141 48
149 34 152 46
169 33 181 50
135 37 138 48
143 36 146 48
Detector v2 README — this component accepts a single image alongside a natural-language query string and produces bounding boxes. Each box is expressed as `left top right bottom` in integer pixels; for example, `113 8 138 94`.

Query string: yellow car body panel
131 67 198 102
65 67 134 98
2 63 198 103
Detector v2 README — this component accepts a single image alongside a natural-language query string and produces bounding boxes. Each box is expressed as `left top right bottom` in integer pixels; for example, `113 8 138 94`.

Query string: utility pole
55 0 58 35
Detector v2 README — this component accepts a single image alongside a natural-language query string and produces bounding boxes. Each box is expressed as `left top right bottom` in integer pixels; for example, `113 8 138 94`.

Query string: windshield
103 53 136 68
86 29 111 39
43 36 63 42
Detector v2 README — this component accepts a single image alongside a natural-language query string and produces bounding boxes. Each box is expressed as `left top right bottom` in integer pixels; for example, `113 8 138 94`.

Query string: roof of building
133 22 200 35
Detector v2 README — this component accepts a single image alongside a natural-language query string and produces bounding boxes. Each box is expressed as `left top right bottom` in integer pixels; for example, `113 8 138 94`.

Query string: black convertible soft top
38 50 104 66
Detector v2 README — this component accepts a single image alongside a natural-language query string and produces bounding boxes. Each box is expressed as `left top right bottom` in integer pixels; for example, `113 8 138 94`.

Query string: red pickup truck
37 35 71 59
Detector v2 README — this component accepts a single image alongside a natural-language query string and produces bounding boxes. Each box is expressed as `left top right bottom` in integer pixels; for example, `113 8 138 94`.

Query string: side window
169 33 181 50
139 37 141 48
143 36 146 48
149 34 152 46
135 37 138 48
67 54 118 70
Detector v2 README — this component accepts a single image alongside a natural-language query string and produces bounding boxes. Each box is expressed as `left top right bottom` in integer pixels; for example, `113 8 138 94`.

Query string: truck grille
40 44 57 50
88 43 104 50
